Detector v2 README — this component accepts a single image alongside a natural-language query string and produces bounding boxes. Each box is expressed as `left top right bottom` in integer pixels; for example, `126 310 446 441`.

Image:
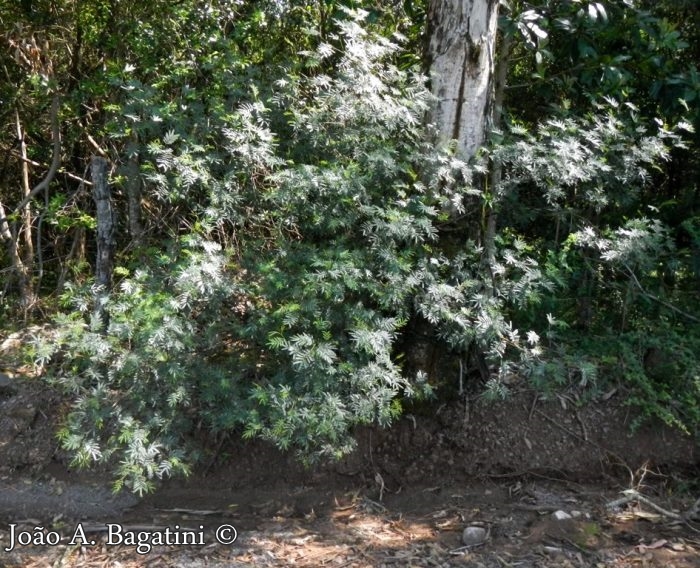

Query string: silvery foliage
40 9 693 491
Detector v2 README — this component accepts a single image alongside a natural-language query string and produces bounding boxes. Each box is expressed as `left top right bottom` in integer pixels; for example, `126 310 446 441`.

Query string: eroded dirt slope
1 329 699 566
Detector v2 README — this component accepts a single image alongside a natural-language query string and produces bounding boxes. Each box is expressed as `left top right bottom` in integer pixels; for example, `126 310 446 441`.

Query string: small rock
543 545 564 555
570 510 582 518
0 372 16 395
462 526 487 546
551 510 572 521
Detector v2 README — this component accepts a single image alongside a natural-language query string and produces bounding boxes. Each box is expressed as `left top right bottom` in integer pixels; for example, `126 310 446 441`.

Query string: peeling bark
427 0 499 158
418 0 502 382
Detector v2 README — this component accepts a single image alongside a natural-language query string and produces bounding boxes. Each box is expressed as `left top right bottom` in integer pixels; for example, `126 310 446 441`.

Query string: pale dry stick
375 471 386 502
605 489 680 519
11 151 92 185
607 490 700 536
85 133 109 158
528 393 539 420
605 487 700 536
634 461 653 494
448 542 487 555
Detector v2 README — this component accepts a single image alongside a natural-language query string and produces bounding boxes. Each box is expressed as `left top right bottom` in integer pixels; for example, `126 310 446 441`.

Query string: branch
85 133 109 158
606 489 681 520
10 150 92 185
623 263 700 324
0 95 61 226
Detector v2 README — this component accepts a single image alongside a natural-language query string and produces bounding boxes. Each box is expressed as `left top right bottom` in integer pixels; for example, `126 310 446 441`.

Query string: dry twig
605 489 680 519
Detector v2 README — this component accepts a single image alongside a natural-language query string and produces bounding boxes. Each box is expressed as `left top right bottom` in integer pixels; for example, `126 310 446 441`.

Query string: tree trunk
427 0 499 159
124 136 143 245
484 30 512 289
0 98 61 318
0 201 33 316
92 156 115 329
16 109 35 278
419 0 501 383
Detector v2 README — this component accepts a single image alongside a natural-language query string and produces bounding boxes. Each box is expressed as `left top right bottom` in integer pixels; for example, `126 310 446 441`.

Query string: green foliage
38 11 452 488
491 110 699 430
624 326 700 433
9 0 700 494
502 0 700 126
36 237 232 494
528 323 700 435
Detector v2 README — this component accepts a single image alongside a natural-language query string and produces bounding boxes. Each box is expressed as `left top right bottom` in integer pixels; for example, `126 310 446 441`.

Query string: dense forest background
0 0 698 494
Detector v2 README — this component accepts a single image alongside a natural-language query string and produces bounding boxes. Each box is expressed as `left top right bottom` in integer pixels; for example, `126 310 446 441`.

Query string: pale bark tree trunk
13 108 36 316
16 109 35 273
427 0 501 265
423 0 502 382
427 0 499 159
0 201 32 315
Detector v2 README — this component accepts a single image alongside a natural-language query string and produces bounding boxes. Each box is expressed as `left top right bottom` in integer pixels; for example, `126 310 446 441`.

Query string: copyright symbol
215 524 238 545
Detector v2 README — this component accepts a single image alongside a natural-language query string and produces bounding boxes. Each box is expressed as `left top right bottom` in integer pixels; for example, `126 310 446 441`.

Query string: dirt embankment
1 328 699 567
0 362 697 520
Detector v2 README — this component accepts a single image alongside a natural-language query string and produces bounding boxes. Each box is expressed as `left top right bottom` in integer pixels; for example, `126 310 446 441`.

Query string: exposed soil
1 331 699 567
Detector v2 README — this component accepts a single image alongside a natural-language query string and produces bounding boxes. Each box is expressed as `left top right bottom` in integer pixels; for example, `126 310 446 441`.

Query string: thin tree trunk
0 95 61 317
16 109 34 267
14 109 36 314
0 201 32 315
92 156 115 329
124 136 143 245
483 31 512 288
56 226 86 293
